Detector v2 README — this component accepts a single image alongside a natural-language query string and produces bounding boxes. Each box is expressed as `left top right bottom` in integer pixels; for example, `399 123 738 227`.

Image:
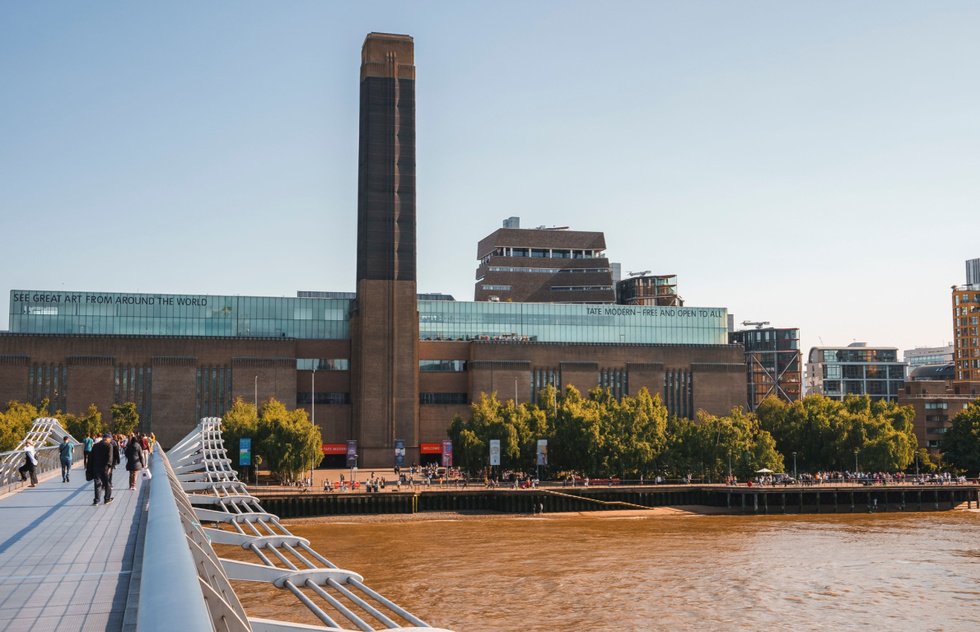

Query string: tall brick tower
350 33 419 467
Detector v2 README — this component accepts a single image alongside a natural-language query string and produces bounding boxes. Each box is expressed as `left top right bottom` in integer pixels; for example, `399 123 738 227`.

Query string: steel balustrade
161 418 454 632
0 417 82 491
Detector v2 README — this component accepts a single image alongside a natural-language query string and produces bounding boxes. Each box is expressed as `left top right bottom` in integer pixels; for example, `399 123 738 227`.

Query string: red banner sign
321 444 347 455
420 443 442 454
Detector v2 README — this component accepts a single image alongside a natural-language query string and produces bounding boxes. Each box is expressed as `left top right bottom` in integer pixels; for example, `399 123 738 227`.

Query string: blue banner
394 439 406 467
239 438 251 466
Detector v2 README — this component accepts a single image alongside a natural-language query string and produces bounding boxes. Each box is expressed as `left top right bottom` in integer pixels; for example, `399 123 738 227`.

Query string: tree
110 402 140 435
256 398 323 481
0 399 49 451
940 399 980 475
58 404 104 441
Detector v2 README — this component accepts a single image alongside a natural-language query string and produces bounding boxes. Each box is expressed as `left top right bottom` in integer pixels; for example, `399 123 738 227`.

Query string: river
228 511 980 631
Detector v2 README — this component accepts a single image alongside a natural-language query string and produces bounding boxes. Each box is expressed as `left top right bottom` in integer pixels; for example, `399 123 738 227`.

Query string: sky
1 1 978 361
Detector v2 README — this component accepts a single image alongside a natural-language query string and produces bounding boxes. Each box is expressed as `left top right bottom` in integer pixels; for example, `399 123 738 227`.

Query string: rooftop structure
729 324 802 410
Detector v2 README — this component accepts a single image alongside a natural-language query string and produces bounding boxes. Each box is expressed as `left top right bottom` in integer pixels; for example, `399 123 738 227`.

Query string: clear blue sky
2 2 978 360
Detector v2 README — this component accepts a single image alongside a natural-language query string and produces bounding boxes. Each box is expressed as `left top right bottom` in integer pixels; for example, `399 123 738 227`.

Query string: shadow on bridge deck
0 462 147 632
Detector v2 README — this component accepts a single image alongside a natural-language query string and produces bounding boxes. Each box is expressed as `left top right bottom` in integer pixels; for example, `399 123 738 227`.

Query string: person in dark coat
87 433 116 505
125 433 144 490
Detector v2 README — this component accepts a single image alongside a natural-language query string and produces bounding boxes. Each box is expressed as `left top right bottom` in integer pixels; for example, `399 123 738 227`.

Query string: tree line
0 399 142 451
448 386 932 479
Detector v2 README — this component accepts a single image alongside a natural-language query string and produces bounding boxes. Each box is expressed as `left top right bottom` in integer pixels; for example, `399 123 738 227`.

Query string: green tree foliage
939 399 980 475
220 397 323 481
58 404 104 441
110 402 140 435
757 394 916 473
0 399 50 451
257 399 323 480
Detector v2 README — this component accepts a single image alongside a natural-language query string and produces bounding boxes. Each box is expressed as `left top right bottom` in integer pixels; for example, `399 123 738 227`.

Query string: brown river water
227 511 980 631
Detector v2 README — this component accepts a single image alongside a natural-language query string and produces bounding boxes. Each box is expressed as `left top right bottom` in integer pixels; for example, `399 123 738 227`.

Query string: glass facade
806 346 907 403
10 290 350 339
11 290 730 346
419 301 728 345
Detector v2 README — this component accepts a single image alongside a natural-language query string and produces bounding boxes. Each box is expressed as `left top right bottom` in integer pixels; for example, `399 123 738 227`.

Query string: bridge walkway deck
0 461 148 632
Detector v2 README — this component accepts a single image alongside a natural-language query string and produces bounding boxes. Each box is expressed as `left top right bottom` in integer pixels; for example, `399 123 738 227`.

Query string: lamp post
728 450 732 479
792 451 797 480
254 375 258 411
914 450 919 477
310 367 316 487
854 449 860 475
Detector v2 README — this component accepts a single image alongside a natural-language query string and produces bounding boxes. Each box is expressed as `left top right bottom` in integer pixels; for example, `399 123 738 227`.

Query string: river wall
253 484 980 519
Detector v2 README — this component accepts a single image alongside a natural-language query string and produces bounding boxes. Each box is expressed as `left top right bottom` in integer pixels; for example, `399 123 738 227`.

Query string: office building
897 363 972 452
805 343 907 402
729 325 802 410
474 218 616 303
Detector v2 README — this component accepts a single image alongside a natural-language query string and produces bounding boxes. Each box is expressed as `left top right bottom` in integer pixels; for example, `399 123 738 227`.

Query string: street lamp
914 450 919 477
310 367 316 486
792 451 797 480
254 375 258 410
728 450 732 479
854 449 860 474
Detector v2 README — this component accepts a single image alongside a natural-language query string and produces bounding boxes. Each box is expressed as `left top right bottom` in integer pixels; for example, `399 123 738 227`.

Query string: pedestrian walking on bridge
87 433 116 506
59 436 74 482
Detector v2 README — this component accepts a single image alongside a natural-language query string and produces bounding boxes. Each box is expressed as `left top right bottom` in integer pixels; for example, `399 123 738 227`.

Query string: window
419 393 468 405
482 285 511 291
419 360 467 372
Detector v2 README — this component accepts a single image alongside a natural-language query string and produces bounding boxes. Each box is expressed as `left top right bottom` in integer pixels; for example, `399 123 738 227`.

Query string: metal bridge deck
0 463 147 632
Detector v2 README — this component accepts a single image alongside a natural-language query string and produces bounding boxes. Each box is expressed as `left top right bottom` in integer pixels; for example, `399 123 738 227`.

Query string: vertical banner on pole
394 439 406 467
346 440 358 468
536 439 548 466
441 440 453 468
489 439 501 466
239 438 251 466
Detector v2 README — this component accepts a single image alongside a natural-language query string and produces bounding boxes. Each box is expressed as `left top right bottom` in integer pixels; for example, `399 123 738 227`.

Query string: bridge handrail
0 417 82 490
137 442 217 632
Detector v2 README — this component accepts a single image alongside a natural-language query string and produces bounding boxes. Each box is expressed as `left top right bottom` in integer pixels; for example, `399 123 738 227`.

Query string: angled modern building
0 33 749 467
474 218 616 303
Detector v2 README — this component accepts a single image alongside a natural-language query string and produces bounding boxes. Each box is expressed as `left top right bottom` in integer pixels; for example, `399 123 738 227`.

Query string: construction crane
741 320 770 329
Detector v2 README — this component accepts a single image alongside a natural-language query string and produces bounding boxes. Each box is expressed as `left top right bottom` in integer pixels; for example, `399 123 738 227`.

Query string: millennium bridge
0 417 453 632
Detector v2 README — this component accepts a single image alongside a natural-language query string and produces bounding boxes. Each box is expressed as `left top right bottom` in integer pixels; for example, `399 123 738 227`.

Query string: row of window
954 292 980 305
481 285 511 291
925 402 948 409
419 393 468 405
486 267 609 274
296 392 351 405
489 247 602 260
954 316 979 326
552 286 614 292
296 359 350 371
419 360 467 372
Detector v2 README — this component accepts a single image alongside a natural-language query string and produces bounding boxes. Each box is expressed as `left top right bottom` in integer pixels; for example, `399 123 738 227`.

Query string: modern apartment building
805 343 907 402
729 326 802 410
952 257 980 384
474 218 616 303
897 363 973 452
617 274 683 307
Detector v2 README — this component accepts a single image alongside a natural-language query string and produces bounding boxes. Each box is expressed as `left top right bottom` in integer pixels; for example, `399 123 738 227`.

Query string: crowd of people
17 430 155 504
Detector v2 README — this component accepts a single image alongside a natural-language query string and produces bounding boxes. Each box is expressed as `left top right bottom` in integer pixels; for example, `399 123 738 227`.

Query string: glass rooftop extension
9 290 729 345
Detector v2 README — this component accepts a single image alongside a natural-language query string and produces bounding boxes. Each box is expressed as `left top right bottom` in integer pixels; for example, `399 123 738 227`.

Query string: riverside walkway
0 460 147 632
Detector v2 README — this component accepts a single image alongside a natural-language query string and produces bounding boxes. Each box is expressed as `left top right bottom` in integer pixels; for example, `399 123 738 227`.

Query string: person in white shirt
19 440 38 487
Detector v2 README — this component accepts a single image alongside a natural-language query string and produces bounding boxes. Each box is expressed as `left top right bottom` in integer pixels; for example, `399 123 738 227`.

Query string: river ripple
228 511 980 631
